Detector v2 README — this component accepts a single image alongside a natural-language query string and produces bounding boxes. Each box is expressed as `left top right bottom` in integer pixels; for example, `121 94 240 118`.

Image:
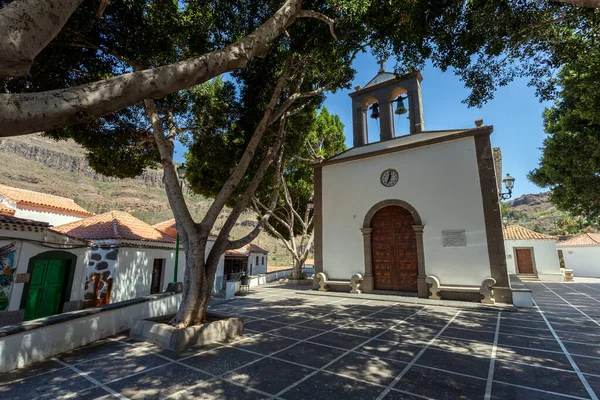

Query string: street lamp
500 173 515 200
173 163 187 284
307 199 314 211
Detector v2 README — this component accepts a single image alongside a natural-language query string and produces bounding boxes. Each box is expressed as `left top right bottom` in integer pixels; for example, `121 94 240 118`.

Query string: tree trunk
553 0 600 8
171 236 214 327
292 254 309 280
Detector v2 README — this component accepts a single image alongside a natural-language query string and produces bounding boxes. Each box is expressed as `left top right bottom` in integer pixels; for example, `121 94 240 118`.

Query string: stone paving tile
231 333 298 355
571 354 600 376
0 358 65 385
0 368 96 400
440 326 496 343
562 340 600 358
308 331 370 349
66 387 115 399
276 342 347 368
280 370 385 400
268 325 328 340
325 351 407 386
223 357 313 395
394 365 487 399
243 319 286 332
56 338 130 364
180 346 263 376
176 378 269 399
357 339 424 363
416 348 491 379
75 347 170 383
490 382 575 400
497 333 562 352
106 362 210 399
586 374 600 395
493 360 589 398
429 337 493 357
495 345 573 370
264 313 313 325
376 327 438 346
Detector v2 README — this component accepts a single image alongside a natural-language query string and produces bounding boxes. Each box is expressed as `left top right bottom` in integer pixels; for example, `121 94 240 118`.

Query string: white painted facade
505 239 563 282
321 136 493 286
12 205 84 226
0 198 87 226
248 251 268 275
0 229 89 315
560 246 600 278
92 238 225 303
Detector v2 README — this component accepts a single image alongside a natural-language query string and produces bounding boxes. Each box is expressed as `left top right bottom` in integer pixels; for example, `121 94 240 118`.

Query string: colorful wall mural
0 242 17 311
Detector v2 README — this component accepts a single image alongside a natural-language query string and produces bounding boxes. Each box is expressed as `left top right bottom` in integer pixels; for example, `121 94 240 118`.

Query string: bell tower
349 62 425 147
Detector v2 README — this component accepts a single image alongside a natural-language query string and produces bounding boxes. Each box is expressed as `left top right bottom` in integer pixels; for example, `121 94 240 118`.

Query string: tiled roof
225 243 269 257
557 233 600 247
503 225 555 241
0 214 50 229
153 219 177 238
0 203 15 216
52 210 174 243
0 184 93 217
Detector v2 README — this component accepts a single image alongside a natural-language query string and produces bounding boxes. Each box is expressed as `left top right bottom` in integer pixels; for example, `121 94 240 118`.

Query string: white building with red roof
557 233 600 278
0 184 94 226
0 214 90 327
503 224 563 282
53 211 224 304
224 243 269 280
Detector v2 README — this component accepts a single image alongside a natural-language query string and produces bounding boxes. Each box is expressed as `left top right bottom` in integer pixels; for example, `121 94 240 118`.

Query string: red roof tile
503 225 555 241
225 243 269 257
557 233 600 247
52 210 174 243
0 203 15 216
0 184 93 217
153 219 177 238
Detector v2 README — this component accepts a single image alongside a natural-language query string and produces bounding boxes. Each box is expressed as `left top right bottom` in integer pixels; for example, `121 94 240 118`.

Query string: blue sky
175 52 551 198
323 52 551 198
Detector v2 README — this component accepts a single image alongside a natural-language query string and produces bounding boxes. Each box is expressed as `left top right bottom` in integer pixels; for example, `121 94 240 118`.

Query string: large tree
14 0 354 327
253 108 346 279
529 47 600 218
3 0 600 137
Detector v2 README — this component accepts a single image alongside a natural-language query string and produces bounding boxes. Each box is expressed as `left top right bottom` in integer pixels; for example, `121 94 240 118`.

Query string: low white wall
0 293 182 373
505 240 563 282
561 246 600 277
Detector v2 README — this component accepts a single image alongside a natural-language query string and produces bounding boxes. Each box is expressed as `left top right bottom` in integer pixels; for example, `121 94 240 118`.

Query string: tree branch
1 0 304 137
0 0 84 76
295 10 338 40
200 56 292 232
143 98 196 235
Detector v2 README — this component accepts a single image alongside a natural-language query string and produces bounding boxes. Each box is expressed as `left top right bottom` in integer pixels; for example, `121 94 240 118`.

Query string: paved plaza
1 282 600 399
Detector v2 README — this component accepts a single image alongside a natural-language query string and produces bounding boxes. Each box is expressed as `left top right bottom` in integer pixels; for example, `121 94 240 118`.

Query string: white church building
313 67 512 304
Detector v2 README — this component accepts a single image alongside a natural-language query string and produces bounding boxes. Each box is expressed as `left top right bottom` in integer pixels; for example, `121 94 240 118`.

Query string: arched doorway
371 205 418 292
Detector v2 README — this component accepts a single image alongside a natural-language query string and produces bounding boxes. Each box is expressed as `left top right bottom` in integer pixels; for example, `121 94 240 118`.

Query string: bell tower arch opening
349 60 424 148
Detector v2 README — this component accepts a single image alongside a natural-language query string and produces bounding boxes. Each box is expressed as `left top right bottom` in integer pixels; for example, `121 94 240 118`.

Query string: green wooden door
24 259 68 321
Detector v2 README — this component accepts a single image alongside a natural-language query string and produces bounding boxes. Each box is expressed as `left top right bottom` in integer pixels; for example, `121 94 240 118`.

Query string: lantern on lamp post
500 174 515 201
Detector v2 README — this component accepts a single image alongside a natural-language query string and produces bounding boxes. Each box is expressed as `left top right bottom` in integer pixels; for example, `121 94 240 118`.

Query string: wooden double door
371 205 418 292
515 248 536 275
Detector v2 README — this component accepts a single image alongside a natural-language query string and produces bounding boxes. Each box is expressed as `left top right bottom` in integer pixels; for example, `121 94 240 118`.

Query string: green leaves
529 47 600 218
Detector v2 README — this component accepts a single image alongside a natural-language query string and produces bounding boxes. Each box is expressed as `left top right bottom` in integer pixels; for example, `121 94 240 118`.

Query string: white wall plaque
442 230 467 247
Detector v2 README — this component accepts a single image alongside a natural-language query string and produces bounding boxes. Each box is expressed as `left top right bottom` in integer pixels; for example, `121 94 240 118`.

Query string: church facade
313 68 512 304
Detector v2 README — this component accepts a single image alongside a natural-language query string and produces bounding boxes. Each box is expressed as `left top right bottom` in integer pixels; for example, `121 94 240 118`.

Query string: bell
395 98 408 115
369 103 380 119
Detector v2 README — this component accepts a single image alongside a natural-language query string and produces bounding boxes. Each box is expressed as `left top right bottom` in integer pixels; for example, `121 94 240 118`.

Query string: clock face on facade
380 169 399 187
